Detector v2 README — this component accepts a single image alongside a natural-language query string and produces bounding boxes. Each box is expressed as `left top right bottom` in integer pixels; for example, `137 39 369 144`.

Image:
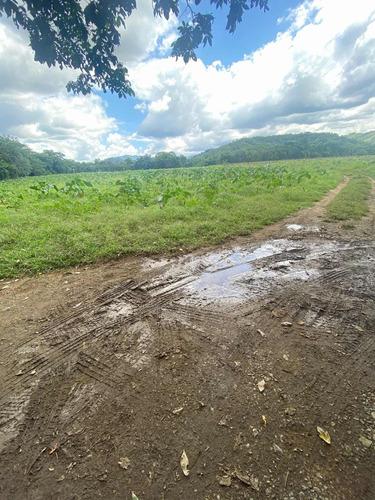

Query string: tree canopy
0 0 269 97
2 133 375 181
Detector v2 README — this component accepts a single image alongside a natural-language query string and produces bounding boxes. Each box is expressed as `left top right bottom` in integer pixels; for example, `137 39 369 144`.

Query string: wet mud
0 179 374 499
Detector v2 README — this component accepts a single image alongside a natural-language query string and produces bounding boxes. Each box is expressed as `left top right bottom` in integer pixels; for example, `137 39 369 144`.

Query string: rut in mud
0 179 374 500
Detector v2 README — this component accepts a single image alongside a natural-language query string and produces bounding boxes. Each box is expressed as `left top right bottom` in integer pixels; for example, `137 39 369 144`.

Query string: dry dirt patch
0 180 374 500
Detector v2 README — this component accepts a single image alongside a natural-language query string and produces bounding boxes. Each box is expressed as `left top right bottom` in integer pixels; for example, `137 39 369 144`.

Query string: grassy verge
1 157 374 278
325 177 372 222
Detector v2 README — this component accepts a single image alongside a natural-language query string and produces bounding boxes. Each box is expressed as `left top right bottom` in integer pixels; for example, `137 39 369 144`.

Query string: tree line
190 132 375 166
0 136 189 180
1 132 375 181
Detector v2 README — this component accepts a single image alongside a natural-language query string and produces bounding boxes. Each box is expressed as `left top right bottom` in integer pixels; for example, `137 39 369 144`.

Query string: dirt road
1 179 374 499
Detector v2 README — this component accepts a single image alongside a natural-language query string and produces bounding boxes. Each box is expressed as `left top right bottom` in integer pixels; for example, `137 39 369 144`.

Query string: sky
0 0 375 161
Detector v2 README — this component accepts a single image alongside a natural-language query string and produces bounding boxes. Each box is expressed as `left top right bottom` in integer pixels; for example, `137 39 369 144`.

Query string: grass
1 156 374 278
325 177 372 221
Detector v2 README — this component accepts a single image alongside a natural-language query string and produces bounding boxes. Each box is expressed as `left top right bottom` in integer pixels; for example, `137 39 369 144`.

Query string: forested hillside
1 132 375 180
0 136 80 180
0 136 188 180
190 132 375 166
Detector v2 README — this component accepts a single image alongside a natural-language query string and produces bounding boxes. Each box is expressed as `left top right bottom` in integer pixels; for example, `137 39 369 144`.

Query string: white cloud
0 20 77 94
2 93 117 160
115 0 178 64
128 0 375 156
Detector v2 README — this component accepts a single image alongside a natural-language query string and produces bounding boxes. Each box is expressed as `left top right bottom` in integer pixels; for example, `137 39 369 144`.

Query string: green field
1 156 374 278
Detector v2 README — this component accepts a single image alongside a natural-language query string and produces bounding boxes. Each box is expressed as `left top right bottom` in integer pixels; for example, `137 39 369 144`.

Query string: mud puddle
145 239 345 302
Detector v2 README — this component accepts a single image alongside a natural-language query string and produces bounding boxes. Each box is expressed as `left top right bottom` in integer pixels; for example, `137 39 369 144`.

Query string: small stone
219 476 232 487
282 322 292 327
118 457 130 470
285 407 296 416
359 436 372 448
257 379 266 392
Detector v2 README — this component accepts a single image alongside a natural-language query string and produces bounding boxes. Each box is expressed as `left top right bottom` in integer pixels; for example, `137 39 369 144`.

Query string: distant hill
105 155 140 163
190 132 375 166
347 131 375 144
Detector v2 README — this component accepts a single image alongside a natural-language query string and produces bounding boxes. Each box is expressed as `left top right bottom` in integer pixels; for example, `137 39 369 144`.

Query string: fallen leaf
262 415 267 426
235 471 260 491
257 329 266 337
218 417 229 426
180 450 189 476
250 476 260 492
218 476 232 486
172 407 184 415
353 325 364 332
132 492 140 500
257 379 266 393
317 426 331 444
49 443 58 455
235 471 251 486
118 457 130 470
233 432 244 451
282 321 292 327
273 443 283 453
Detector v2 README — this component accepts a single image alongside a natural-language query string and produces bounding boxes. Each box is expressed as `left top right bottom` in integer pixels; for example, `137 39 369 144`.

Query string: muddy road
1 180 374 499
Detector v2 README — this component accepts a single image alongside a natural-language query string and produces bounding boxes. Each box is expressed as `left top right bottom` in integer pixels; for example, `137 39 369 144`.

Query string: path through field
1 179 374 499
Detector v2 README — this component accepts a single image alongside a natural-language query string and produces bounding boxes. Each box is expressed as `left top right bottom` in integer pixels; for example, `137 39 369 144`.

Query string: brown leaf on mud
235 471 260 491
233 433 244 451
172 407 184 415
49 443 58 455
317 426 331 444
218 476 232 486
257 379 266 392
180 450 189 476
353 325 364 332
